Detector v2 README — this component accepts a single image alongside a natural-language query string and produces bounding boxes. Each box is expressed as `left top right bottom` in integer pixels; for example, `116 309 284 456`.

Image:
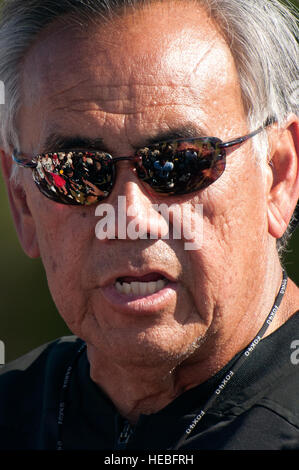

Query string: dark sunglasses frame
12 117 275 205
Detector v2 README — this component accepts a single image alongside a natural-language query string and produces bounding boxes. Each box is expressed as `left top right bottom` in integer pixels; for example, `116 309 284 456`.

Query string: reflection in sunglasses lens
33 151 115 205
136 141 225 194
27 139 226 205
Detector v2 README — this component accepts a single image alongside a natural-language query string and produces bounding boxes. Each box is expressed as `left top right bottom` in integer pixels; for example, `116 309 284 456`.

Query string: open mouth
114 273 168 296
101 271 177 314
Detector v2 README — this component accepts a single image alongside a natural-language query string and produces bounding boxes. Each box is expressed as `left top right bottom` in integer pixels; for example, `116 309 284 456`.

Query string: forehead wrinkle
45 78 91 102
18 2 245 156
187 35 221 79
20 12 237 123
21 6 231 106
44 82 207 118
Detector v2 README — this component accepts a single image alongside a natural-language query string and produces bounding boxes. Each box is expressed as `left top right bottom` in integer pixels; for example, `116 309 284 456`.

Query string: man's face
17 2 270 372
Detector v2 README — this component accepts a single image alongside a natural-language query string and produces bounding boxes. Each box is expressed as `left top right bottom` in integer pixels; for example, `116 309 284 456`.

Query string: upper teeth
115 279 167 296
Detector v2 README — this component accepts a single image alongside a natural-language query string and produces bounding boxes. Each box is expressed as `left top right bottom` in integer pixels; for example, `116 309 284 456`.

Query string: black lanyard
56 270 288 450
56 341 86 451
172 269 288 449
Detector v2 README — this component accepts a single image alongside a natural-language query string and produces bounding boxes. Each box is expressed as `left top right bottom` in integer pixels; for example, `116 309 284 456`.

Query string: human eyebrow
42 124 208 154
144 123 209 146
42 133 110 153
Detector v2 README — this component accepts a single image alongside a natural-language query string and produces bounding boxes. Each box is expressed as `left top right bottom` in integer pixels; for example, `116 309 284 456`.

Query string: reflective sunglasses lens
136 139 226 194
32 151 114 205
32 139 226 205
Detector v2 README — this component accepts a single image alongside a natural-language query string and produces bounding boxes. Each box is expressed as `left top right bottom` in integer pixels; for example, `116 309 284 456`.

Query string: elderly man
0 0 298 451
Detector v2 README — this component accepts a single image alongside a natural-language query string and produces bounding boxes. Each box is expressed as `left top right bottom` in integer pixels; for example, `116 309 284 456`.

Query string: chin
87 324 205 372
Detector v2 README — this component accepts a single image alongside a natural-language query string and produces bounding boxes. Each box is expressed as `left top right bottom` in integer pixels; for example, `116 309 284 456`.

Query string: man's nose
95 162 170 241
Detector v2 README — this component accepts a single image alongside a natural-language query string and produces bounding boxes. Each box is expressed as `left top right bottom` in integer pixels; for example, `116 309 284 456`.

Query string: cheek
26 182 94 317
186 163 268 311
36 215 86 304
203 149 268 253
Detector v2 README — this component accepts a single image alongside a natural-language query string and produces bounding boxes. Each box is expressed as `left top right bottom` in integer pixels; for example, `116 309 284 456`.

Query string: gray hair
0 0 298 253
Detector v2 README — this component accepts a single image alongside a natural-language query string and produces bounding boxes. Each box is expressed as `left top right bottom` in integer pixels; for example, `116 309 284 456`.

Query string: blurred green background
0 0 298 364
0 174 71 363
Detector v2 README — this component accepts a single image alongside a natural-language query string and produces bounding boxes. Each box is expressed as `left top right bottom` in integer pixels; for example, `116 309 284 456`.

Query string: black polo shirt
0 312 298 450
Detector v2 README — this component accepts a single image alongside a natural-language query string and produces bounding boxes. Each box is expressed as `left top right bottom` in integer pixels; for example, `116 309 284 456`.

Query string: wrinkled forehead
19 1 244 148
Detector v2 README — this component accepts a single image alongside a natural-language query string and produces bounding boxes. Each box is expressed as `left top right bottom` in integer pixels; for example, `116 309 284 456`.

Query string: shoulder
260 310 299 412
0 335 82 378
0 336 83 429
241 311 299 431
261 317 299 425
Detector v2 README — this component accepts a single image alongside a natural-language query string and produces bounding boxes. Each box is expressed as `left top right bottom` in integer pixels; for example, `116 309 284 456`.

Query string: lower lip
100 282 178 315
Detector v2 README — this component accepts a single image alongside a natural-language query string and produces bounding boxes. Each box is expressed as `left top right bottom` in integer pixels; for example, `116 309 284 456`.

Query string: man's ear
267 115 299 239
0 149 40 258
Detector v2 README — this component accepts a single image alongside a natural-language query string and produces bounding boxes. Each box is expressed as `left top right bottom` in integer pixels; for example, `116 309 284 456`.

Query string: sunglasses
12 119 273 206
